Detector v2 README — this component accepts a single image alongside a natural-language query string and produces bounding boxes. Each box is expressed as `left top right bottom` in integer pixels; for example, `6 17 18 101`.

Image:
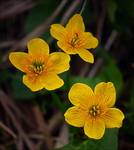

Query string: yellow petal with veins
28 38 49 56
23 75 45 92
66 14 85 32
57 41 77 54
81 32 98 49
94 82 116 107
43 73 64 90
103 108 124 128
47 52 70 74
50 24 67 41
84 118 105 139
77 49 94 63
69 83 94 108
9 52 29 72
64 106 88 127
23 73 64 91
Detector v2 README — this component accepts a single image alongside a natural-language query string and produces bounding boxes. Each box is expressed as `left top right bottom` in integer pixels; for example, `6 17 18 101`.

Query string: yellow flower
50 14 98 63
64 82 124 139
9 38 70 92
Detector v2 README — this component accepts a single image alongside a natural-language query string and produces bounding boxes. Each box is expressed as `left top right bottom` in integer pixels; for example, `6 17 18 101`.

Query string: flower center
70 33 80 47
30 61 45 75
89 105 100 117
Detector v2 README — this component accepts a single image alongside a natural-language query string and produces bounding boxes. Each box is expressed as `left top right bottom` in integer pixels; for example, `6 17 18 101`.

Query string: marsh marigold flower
50 14 98 63
64 82 124 139
9 38 70 91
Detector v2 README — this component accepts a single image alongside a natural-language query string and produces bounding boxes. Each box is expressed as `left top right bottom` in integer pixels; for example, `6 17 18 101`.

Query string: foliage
0 0 134 149
57 129 118 150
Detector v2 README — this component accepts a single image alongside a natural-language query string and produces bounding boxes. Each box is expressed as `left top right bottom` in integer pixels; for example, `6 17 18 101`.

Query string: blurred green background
0 0 134 150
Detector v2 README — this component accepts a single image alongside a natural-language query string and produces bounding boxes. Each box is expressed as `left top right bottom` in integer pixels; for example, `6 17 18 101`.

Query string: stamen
89 105 100 117
70 33 80 47
30 61 45 75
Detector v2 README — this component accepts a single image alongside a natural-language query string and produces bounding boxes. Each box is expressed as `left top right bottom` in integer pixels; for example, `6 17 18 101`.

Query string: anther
70 33 79 47
30 61 45 75
89 105 100 117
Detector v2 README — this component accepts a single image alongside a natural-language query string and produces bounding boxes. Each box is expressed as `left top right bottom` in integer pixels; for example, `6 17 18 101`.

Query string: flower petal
9 52 29 72
94 82 116 107
84 118 105 139
77 49 94 63
23 75 45 92
50 24 67 41
103 108 125 128
57 41 77 54
69 83 94 108
81 32 98 49
28 38 49 55
43 73 64 90
47 52 70 74
66 14 85 32
64 106 88 127
23 73 64 91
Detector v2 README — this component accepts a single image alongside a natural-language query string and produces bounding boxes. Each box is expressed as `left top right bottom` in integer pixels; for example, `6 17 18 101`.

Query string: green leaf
69 60 123 96
130 80 134 109
50 91 65 113
95 47 124 96
0 69 12 84
107 0 117 22
98 60 124 96
11 72 35 100
123 80 134 136
56 129 118 150
59 71 71 91
25 0 61 33
70 76 101 89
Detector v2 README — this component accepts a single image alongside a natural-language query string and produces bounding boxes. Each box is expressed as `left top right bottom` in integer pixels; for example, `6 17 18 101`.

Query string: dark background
0 0 134 150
